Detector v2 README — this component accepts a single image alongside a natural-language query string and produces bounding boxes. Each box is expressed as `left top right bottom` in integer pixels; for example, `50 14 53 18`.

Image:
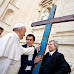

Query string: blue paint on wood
32 5 56 74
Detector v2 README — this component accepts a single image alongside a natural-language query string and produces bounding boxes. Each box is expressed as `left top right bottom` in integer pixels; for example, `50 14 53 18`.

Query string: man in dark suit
18 34 41 74
39 40 71 74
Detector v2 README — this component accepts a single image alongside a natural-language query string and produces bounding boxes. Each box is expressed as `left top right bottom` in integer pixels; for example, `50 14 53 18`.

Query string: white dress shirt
25 46 33 70
49 50 56 56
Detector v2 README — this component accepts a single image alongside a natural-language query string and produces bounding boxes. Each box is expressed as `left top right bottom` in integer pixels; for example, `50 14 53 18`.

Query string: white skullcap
13 23 25 29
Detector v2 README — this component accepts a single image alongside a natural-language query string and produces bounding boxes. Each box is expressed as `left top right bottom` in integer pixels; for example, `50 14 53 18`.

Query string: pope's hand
35 44 41 51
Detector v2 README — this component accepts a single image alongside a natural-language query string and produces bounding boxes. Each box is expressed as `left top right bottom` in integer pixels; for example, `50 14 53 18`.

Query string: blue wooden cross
32 5 56 74
32 5 74 74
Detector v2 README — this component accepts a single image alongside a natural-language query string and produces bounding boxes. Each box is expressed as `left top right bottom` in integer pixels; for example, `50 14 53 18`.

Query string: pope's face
0 29 3 35
19 28 26 39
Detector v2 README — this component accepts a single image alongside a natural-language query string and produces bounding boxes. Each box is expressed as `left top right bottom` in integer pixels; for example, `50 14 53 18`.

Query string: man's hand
34 55 41 64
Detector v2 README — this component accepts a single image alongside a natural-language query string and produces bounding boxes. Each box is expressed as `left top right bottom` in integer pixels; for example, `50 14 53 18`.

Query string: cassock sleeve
0 33 34 61
20 45 34 55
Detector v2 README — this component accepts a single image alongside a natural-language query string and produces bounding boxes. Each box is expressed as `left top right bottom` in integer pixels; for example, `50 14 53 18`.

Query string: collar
13 32 20 41
27 45 33 47
49 50 56 56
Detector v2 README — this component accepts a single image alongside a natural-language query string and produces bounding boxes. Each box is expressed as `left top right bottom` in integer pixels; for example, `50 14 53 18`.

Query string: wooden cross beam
32 5 74 74
31 14 74 27
32 5 56 74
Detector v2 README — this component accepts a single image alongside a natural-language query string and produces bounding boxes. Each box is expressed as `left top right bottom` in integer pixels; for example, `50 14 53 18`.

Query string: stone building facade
0 0 74 73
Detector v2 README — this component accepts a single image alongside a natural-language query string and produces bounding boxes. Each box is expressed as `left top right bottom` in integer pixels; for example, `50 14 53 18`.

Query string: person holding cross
18 34 41 74
39 40 71 74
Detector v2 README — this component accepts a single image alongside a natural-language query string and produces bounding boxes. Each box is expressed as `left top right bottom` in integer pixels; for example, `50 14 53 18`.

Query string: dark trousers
18 67 32 74
24 70 32 74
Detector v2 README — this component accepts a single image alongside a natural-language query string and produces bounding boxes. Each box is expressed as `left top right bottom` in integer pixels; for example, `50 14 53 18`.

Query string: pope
0 23 40 74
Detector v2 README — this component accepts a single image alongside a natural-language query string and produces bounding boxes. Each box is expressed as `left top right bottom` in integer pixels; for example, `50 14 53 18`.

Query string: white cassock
0 32 34 74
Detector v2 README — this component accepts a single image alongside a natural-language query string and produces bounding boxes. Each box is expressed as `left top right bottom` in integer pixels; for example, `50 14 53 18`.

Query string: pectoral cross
32 5 74 74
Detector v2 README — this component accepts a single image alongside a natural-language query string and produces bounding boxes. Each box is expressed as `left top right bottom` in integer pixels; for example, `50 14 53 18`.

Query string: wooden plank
31 14 74 27
32 5 56 74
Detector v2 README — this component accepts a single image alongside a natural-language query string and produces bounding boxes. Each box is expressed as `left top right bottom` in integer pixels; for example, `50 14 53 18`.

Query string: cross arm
31 14 74 27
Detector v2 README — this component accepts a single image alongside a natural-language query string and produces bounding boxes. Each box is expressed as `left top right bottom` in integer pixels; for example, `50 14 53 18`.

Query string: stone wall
0 0 42 38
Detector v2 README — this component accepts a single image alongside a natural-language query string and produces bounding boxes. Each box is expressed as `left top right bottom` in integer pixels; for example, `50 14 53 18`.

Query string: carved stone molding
39 0 53 8
0 0 4 7
0 0 11 17
2 9 14 26
10 0 22 8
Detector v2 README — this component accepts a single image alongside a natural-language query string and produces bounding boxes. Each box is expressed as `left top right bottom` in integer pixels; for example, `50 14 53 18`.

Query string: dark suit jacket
39 51 71 74
18 44 37 74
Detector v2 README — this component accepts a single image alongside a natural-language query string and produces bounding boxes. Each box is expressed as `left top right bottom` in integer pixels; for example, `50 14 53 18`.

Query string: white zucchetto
13 23 25 29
